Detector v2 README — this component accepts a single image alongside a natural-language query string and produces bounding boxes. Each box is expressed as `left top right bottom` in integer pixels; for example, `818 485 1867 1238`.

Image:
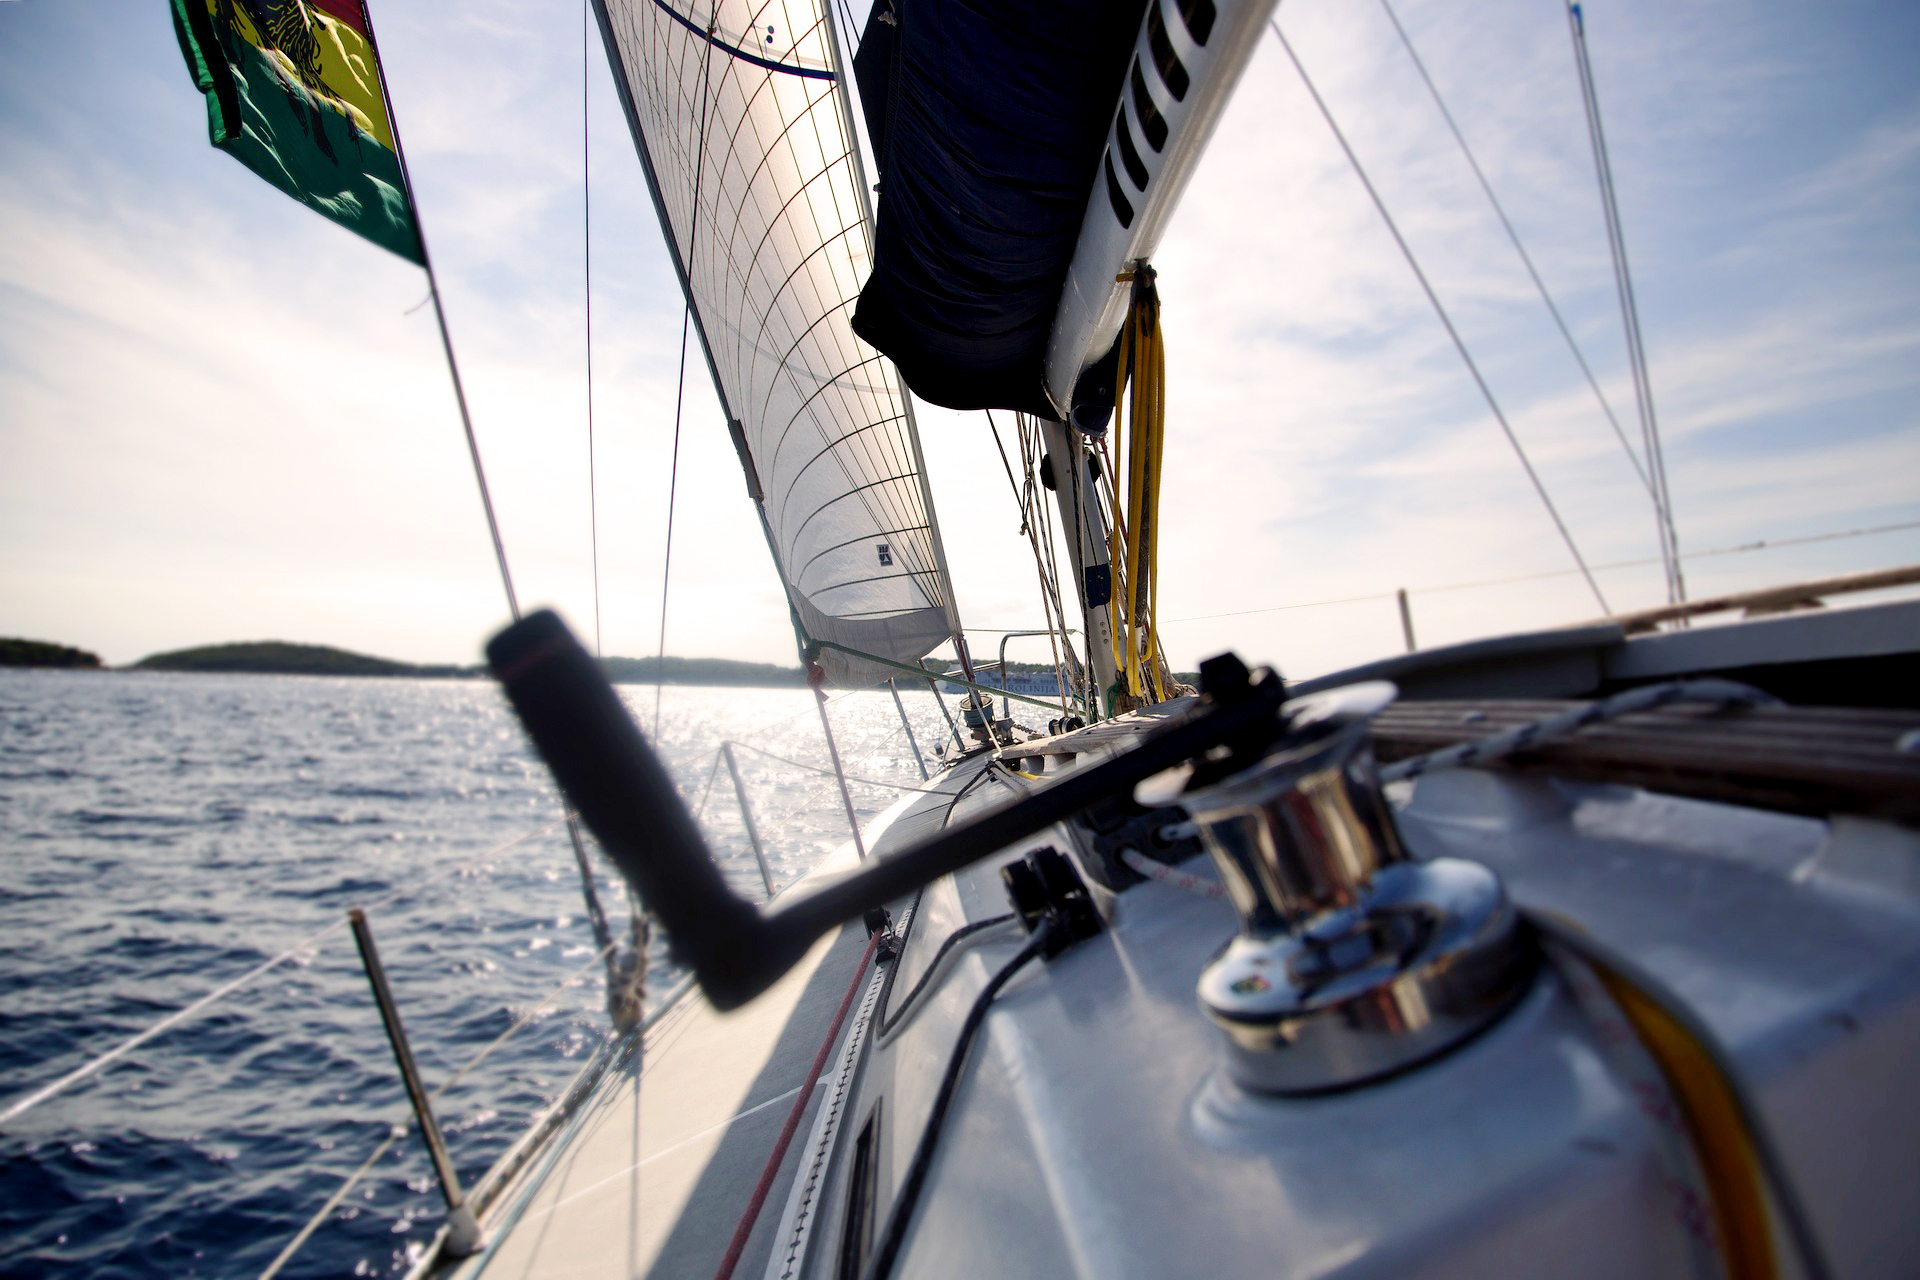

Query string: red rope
712 930 882 1280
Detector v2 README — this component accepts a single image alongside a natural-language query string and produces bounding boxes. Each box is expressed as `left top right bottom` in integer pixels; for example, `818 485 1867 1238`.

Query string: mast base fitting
1179 681 1536 1095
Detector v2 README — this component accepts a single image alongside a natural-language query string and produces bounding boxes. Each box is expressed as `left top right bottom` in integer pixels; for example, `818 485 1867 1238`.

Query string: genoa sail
594 0 962 688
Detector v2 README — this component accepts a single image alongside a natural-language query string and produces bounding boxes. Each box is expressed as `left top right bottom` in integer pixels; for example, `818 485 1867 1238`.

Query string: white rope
255 1118 411 1280
1 818 565 1126
1119 847 1227 900
1380 679 1780 783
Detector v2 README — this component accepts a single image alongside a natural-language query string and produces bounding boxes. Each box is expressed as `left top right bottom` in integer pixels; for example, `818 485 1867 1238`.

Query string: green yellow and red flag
170 0 423 263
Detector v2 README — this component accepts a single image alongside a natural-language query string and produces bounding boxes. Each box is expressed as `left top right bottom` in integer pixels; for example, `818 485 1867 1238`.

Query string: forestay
595 0 960 687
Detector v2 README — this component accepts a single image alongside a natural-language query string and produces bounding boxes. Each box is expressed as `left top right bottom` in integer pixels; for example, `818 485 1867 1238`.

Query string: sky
2 0 1917 681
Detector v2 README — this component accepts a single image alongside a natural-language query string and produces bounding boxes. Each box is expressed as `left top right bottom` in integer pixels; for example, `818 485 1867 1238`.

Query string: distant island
126 640 807 687
0 637 104 669
9 636 1191 689
132 641 461 678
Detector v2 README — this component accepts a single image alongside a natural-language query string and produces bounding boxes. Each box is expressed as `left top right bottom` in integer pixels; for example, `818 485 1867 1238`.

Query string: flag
171 0 423 264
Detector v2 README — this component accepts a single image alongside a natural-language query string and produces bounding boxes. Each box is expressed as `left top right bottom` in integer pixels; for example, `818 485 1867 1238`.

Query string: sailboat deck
442 760 991 1280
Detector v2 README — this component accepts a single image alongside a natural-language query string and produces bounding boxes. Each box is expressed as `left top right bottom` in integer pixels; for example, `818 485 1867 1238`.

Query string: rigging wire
566 0 619 989
1564 1 1684 609
985 409 1076 716
656 306 693 742
654 15 721 741
585 0 604 660
1376 0 1656 506
724 738 944 795
1271 19 1610 615
1020 415 1090 715
358 1 519 621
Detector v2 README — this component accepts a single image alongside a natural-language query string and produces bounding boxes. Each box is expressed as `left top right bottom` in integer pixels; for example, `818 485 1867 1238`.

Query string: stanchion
348 907 483 1257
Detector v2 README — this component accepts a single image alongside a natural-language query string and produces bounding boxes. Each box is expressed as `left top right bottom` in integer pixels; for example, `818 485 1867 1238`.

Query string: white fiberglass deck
452 917 872 1279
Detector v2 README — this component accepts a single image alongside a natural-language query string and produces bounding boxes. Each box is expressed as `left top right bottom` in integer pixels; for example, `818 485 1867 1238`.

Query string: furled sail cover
849 0 1149 416
596 0 960 687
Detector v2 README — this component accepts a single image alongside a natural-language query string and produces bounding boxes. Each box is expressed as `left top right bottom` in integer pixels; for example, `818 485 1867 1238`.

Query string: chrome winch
1161 678 1536 1094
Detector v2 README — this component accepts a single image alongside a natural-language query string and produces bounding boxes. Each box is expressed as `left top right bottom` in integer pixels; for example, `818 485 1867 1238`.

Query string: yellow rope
1141 296 1167 698
1105 331 1131 694
1597 968 1777 1279
1100 266 1176 710
1124 304 1148 700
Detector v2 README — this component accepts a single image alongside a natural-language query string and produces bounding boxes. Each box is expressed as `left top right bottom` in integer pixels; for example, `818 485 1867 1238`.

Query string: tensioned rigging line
1016 414 1086 710
985 408 1076 715
654 10 721 741
358 1 519 621
1272 20 1609 615
586 1 605 661
724 738 943 794
570 0 622 968
1565 1 1683 608
1377 0 1656 505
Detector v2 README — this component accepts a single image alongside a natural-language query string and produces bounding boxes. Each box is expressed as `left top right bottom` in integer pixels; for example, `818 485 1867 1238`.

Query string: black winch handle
489 610 1287 1010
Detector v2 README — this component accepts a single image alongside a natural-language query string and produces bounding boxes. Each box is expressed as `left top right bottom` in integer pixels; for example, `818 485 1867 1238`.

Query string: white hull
422 600 1920 1279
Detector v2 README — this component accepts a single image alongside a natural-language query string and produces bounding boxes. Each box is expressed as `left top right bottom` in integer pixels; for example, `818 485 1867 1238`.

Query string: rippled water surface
0 670 955 1277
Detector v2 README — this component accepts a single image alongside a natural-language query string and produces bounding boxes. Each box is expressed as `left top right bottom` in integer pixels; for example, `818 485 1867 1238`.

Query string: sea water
0 669 966 1277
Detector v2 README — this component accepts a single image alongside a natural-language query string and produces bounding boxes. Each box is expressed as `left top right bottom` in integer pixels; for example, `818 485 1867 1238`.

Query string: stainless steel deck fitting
1177 682 1535 1094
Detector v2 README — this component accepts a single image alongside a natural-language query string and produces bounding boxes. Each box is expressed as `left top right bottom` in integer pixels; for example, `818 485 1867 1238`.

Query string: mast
1038 417 1120 711
1566 2 1685 611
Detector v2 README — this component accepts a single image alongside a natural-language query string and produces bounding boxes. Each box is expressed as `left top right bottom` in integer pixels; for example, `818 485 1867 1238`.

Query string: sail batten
596 0 961 686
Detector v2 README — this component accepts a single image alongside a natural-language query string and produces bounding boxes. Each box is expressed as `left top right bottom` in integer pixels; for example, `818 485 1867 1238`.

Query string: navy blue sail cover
851 0 1148 416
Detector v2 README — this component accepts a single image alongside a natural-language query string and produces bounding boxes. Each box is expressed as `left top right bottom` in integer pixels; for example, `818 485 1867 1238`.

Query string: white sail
595 0 959 687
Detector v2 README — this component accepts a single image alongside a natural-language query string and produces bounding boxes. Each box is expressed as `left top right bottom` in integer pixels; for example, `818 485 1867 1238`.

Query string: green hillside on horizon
127 640 808 686
132 641 437 677
1 637 104 669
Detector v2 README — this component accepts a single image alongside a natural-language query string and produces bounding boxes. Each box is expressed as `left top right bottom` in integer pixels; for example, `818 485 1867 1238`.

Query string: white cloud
2 0 1915 680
